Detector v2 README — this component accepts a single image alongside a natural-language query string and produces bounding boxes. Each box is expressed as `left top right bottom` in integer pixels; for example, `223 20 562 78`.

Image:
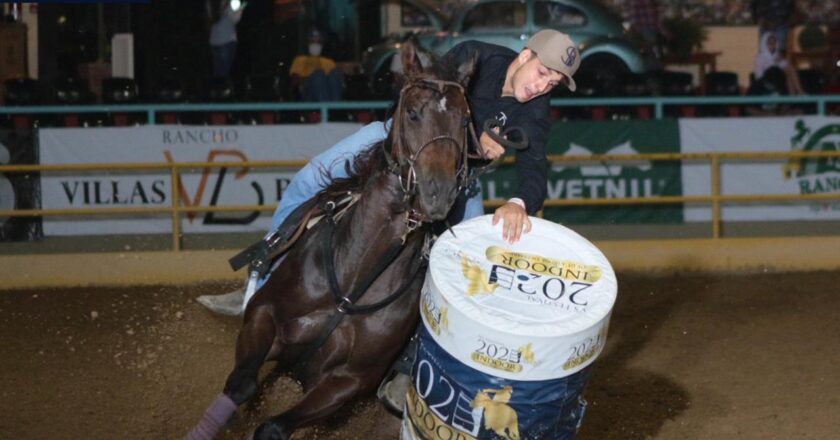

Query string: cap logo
562 46 577 67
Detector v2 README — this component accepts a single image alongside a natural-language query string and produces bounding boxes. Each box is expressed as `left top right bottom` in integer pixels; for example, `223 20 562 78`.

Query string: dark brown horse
188 56 476 440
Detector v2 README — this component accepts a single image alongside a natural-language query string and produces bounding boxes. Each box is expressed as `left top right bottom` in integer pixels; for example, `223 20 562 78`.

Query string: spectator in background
210 0 246 78
627 0 668 60
750 0 796 56
289 29 343 101
747 31 805 115
752 31 804 95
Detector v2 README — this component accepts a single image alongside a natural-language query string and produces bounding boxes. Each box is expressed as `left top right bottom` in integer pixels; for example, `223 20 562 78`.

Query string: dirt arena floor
2 271 839 440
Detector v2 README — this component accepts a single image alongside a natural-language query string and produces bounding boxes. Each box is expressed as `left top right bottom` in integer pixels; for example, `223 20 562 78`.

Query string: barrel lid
428 215 616 338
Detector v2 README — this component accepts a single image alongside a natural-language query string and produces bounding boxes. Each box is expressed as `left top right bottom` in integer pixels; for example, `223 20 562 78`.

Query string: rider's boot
376 333 419 416
196 288 245 317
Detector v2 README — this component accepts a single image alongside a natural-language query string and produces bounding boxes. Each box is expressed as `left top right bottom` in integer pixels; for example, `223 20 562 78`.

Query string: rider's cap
526 30 580 92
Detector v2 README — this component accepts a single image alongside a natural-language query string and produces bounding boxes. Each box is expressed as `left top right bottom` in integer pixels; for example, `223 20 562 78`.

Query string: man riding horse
202 29 580 310
194 29 582 434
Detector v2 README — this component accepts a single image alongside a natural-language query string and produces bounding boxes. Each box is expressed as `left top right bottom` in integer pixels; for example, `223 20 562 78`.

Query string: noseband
385 78 471 202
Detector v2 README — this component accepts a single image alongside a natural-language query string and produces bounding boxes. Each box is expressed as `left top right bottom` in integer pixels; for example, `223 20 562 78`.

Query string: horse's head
389 48 476 221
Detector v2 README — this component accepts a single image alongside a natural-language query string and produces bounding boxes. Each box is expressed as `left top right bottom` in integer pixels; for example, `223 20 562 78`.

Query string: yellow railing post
711 155 721 239
170 163 181 251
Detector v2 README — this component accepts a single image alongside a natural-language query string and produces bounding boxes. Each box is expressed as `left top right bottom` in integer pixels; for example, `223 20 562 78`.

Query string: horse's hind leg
253 373 364 440
187 306 277 440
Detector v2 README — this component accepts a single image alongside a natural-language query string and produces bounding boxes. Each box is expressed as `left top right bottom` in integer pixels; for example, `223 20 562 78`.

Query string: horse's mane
315 56 466 202
317 139 391 201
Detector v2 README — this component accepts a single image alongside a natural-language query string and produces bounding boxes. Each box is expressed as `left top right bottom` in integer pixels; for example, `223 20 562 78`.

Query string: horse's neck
320 171 423 299
348 171 413 239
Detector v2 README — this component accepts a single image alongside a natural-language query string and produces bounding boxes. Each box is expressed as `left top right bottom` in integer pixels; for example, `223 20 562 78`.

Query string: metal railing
2 95 840 122
3 150 840 249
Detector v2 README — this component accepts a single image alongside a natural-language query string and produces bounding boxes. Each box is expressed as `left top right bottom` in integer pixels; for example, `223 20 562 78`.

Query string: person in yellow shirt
289 29 343 101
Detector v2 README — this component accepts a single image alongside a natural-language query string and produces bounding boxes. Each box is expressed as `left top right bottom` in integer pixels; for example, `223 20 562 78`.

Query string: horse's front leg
187 305 277 440
253 370 371 440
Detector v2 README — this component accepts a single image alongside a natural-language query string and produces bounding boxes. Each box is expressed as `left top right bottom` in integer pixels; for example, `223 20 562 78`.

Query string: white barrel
402 215 617 440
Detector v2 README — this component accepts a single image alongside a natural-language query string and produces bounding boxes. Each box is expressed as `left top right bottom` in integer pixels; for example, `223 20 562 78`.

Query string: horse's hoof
253 421 290 440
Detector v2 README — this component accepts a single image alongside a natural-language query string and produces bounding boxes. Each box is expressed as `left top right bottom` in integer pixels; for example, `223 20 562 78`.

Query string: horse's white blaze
437 97 447 112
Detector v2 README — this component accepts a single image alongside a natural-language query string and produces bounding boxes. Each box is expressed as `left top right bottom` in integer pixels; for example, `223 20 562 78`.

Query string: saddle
228 193 360 278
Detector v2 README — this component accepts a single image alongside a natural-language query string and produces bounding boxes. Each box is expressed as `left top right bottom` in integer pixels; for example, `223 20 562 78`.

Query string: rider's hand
492 201 531 244
479 130 505 160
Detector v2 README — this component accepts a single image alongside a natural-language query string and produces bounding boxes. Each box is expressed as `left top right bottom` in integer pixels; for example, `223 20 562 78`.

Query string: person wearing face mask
289 29 343 101
198 30 585 421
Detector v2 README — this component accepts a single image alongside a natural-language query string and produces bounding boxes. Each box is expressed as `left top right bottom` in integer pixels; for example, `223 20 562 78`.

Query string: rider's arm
269 121 389 230
510 97 550 215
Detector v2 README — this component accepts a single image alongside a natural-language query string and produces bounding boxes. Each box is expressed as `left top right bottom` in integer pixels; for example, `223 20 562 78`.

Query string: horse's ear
456 52 477 88
400 39 424 77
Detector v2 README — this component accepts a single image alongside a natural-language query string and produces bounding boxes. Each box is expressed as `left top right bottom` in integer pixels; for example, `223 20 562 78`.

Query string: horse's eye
408 109 419 121
462 116 470 127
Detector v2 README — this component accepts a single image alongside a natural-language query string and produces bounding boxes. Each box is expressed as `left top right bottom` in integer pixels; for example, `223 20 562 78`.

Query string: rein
292 201 427 380
461 117 531 192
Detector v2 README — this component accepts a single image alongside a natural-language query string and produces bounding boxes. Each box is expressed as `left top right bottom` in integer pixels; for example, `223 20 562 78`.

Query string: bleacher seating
152 76 186 103
658 71 697 117
102 77 141 126
4 79 39 105
151 76 186 124
55 76 93 105
2 64 838 129
204 77 236 124
704 71 741 117
54 77 94 127
614 72 653 119
239 75 283 124
706 72 740 96
3 79 41 129
797 68 827 95
102 77 140 104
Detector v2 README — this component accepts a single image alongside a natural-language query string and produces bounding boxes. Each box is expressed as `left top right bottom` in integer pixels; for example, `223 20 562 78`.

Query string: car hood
402 0 451 31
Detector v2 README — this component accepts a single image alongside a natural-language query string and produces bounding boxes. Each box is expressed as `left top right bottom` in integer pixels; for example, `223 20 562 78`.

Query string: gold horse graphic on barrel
471 385 520 440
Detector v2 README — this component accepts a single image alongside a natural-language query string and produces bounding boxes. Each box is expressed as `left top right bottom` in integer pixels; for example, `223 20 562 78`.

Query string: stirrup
376 334 419 416
376 370 410 417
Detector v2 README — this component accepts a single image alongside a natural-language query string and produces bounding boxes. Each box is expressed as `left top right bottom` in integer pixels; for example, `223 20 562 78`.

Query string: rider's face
509 51 566 102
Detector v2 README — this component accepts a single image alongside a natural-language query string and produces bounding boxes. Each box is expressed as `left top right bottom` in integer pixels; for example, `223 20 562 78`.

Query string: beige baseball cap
526 30 580 92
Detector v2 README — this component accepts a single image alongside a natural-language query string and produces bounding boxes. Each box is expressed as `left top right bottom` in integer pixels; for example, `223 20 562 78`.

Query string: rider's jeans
258 119 484 291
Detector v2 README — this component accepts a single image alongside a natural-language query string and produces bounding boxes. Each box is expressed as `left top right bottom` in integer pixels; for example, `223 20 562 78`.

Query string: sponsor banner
479 119 682 224
0 130 42 242
680 116 840 221
39 124 362 235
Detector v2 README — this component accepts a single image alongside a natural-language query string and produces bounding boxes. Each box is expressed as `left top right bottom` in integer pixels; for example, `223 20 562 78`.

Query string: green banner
479 119 683 224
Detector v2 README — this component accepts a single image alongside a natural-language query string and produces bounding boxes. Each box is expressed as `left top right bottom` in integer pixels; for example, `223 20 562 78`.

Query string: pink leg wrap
186 394 237 440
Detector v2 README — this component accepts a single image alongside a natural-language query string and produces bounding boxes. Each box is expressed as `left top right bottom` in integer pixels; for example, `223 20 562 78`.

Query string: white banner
680 116 840 221
39 124 363 235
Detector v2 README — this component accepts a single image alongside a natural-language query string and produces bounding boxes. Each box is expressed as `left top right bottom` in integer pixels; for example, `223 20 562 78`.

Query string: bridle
383 77 532 208
384 77 471 204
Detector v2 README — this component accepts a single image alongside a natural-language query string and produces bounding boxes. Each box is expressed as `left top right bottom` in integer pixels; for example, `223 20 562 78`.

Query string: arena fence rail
1 95 840 123
2 150 840 247
3 146 840 287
